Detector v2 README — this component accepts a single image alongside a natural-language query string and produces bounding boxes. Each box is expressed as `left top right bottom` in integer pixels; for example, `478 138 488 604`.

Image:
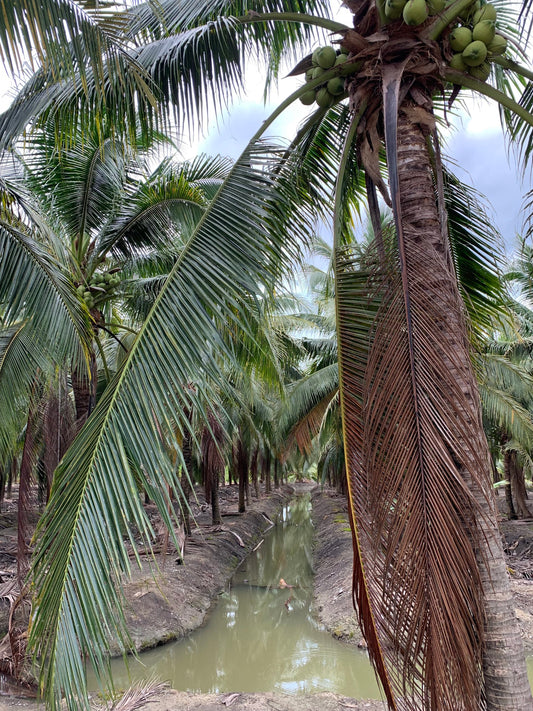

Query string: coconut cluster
299 45 350 108
77 271 121 310
447 3 507 81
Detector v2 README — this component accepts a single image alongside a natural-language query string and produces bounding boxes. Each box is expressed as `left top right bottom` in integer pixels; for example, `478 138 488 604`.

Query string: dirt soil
1 484 533 711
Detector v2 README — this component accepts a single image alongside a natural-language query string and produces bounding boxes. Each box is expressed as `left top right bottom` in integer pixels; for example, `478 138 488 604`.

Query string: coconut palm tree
4 1 533 709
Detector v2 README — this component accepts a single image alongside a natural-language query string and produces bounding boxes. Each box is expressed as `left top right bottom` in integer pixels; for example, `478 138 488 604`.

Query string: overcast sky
190 73 528 258
0 1 528 257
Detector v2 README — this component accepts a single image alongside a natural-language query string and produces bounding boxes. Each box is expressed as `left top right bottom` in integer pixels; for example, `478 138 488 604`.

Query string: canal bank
0 483 387 711
5 484 533 710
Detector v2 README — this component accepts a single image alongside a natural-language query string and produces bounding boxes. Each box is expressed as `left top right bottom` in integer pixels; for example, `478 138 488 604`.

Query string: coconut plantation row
1 1 533 710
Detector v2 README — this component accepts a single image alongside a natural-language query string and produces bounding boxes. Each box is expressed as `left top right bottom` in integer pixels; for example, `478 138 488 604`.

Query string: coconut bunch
447 2 507 81
77 271 121 310
299 45 350 108
387 0 507 81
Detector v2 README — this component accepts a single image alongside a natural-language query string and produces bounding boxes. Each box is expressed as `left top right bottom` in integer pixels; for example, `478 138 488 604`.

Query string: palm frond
0 218 89 360
280 362 338 457
126 0 335 90
444 168 506 340
29 137 308 711
0 323 45 460
0 0 158 141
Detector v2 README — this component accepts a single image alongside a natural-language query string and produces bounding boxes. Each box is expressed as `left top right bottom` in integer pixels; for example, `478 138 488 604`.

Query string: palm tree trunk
72 350 97 429
251 446 260 498
509 450 532 519
236 438 247 514
210 472 222 525
396 107 532 710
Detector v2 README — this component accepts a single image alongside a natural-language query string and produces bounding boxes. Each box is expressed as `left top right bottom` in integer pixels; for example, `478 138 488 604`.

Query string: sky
0 1 529 258
182 2 530 259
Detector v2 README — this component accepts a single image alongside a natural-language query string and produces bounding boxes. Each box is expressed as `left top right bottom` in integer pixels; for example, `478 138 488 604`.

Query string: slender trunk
396 108 532 710
264 449 272 494
236 438 247 514
181 430 193 537
509 450 532 519
18 388 40 585
273 458 279 489
71 350 97 430
7 458 15 498
504 458 517 519
0 464 5 509
251 446 260 498
211 471 222 526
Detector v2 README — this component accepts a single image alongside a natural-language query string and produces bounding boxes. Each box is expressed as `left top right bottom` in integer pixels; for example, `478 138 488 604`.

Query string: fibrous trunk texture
395 108 531 710
338 99 532 711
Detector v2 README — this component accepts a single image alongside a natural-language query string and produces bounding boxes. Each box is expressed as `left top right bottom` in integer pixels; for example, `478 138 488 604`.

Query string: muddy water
101 495 381 697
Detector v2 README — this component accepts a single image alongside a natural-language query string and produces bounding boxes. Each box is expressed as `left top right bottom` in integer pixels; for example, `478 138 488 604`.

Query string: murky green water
100 495 381 697
96 495 533 697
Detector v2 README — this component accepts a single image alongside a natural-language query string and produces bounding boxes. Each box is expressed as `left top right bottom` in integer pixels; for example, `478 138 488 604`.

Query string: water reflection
98 496 377 697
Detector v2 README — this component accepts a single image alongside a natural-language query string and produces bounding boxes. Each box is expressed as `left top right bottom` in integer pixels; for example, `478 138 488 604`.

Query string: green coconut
462 39 488 65
312 66 326 80
469 61 491 80
449 52 468 71
385 0 407 19
449 26 473 52
427 0 446 12
316 87 334 108
487 33 507 55
334 54 355 76
403 0 429 24
305 68 314 81
472 19 495 44
300 90 316 105
458 0 480 20
316 46 337 69
473 3 497 23
327 77 345 95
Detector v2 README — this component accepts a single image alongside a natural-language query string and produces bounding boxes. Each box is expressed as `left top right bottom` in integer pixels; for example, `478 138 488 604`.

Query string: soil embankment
0 484 386 710
3 484 533 710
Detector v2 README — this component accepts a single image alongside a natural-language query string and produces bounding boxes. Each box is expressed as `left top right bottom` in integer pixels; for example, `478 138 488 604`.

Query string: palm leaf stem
492 56 533 82
94 333 111 384
444 69 533 128
235 12 349 33
365 173 386 264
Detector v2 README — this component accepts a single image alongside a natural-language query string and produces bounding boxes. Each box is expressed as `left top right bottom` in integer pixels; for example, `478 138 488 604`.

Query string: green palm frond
444 168 507 339
24 129 130 242
126 0 336 88
0 1 157 140
0 323 47 459
97 155 232 260
0 218 89 357
481 351 533 405
29 136 309 711
280 362 338 457
479 381 533 448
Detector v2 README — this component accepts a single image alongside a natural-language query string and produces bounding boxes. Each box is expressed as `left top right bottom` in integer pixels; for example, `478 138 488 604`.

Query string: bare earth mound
2 483 533 710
